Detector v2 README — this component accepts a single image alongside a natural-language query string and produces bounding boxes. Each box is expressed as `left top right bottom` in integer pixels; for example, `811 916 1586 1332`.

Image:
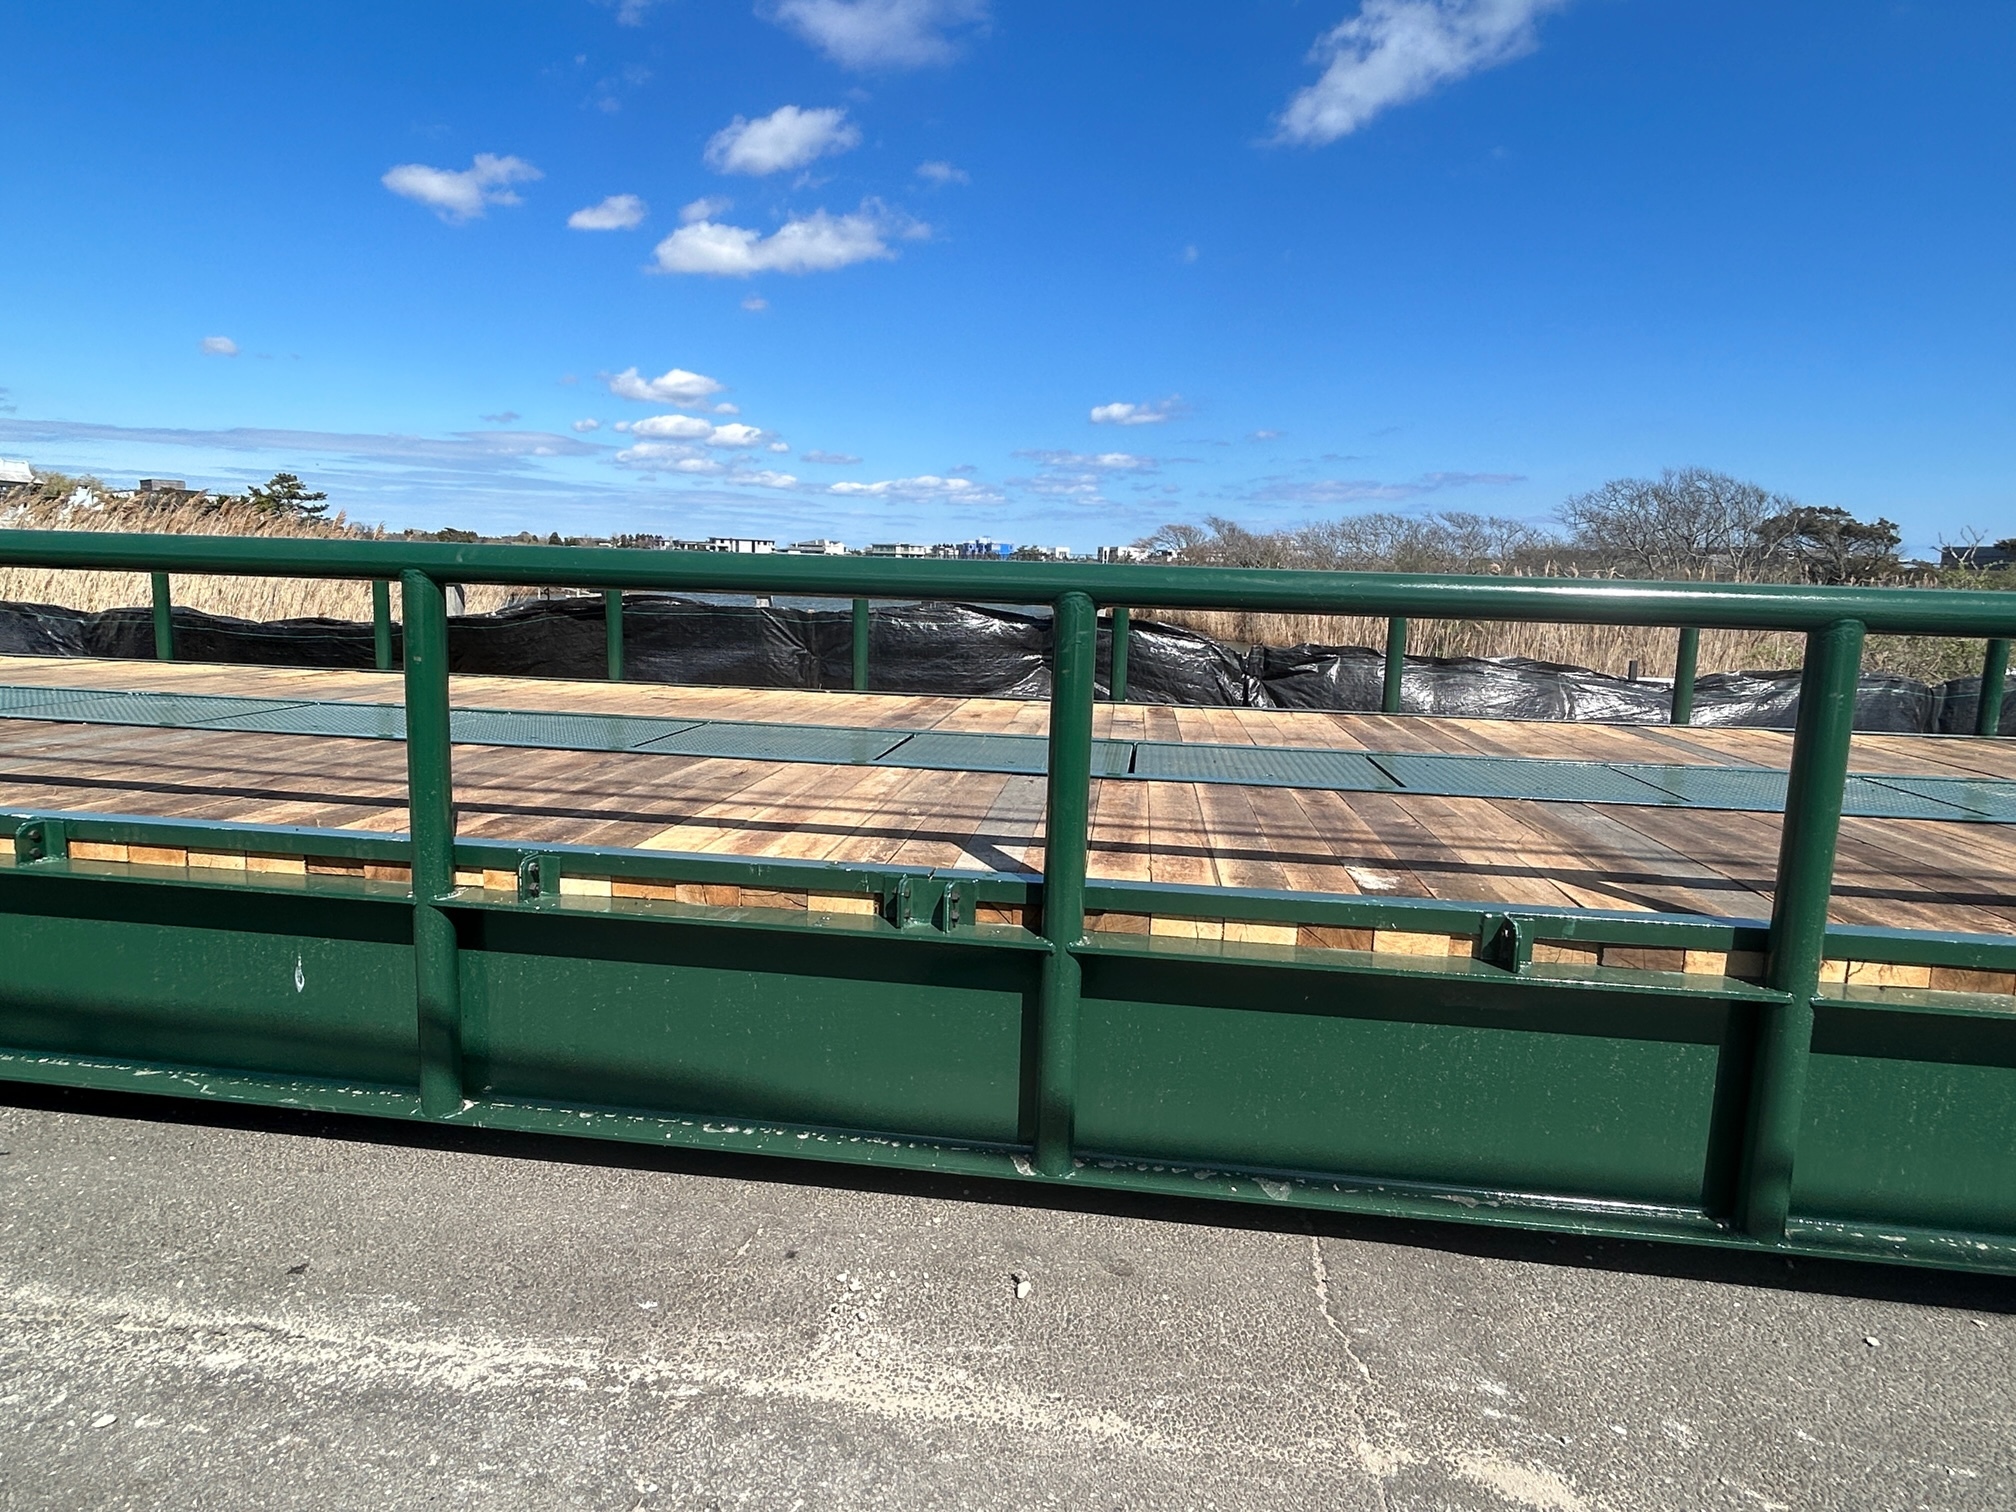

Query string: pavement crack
1308 1233 1409 1508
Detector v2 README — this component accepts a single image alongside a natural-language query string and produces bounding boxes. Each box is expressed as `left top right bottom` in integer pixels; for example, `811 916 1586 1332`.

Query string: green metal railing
10 533 2016 1274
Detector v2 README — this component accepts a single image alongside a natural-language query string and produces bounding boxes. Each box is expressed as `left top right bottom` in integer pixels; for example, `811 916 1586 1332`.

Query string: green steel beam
1382 616 1408 713
371 580 394 671
5 530 2016 633
149 572 174 661
1671 627 1700 725
1739 617 1865 1240
1035 590 1096 1175
604 589 625 682
851 598 870 691
1978 638 2009 737
1109 607 1130 703
401 570 463 1118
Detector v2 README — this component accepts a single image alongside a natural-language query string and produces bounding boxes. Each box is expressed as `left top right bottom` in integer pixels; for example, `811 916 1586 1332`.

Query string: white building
708 537 774 554
866 542 931 558
0 459 33 486
785 538 849 555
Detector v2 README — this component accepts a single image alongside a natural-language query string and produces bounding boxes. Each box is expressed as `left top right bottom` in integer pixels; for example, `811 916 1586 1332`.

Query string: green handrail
1740 617 1864 1240
1109 607 1130 702
1381 616 1408 714
1036 590 1096 1175
1671 626 1700 725
371 580 394 671
400 569 462 1119
851 598 870 691
605 590 624 682
150 572 174 661
1979 638 2010 737
6 532 2015 633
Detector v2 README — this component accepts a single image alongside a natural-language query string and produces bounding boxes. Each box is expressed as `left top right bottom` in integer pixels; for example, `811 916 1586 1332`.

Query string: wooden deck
2 656 2015 964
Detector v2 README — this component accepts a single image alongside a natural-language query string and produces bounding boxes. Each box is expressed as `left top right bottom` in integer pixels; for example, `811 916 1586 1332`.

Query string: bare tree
1557 467 1787 580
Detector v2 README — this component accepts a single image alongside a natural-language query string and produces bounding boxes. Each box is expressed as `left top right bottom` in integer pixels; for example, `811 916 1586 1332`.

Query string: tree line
1136 467 1974 585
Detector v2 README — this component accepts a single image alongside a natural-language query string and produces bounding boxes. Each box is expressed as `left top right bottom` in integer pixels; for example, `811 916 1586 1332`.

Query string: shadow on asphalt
7 1078 2016 1316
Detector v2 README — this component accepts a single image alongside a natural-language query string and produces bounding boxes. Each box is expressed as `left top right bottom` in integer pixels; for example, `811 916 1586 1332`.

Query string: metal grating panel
1850 775 2016 822
878 732 1132 776
450 708 700 753
202 701 406 740
1377 753 1680 805
1132 741 1396 791
1617 764 1788 812
635 720 910 765
0 688 313 731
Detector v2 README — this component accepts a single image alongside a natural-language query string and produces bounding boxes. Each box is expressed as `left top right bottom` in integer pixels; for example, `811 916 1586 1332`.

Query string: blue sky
2 0 2012 553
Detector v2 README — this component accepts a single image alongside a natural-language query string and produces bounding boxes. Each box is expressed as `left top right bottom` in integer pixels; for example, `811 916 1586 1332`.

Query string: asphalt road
1 1086 2012 1511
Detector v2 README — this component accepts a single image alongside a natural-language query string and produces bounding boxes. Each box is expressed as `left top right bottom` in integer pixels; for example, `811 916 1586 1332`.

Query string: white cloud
741 295 770 312
1014 449 1157 471
1089 399 1179 427
766 0 988 70
381 154 541 222
801 450 862 465
567 194 648 231
916 160 969 185
652 204 920 277
630 414 714 440
713 402 741 414
200 336 239 357
682 196 732 223
1276 0 1569 146
768 440 791 452
572 419 602 432
1249 429 1284 441
707 422 768 449
616 441 724 472
705 106 860 176
740 469 800 488
605 366 726 405
829 473 999 502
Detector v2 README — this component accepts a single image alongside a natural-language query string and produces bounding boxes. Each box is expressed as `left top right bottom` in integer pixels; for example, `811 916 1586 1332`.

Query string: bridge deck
1 656 2014 946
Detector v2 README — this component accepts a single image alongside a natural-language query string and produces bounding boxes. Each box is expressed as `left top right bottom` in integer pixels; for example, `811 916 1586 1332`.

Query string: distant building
610 533 667 550
136 478 188 493
785 538 849 555
709 536 774 554
955 538 1014 559
866 542 931 558
0 459 32 486
1943 544 2014 570
1097 545 1148 563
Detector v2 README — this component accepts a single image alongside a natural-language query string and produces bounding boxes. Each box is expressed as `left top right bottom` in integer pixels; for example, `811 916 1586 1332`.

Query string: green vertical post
1739 617 1864 1241
1977 637 2010 737
851 597 870 692
401 569 463 1119
1109 607 1130 702
150 572 175 661
1671 626 1700 726
604 589 624 682
371 580 394 671
1381 615 1408 714
1034 590 1097 1177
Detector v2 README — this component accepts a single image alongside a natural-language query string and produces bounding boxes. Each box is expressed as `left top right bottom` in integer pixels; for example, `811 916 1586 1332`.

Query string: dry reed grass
1147 609 1988 683
0 488 521 619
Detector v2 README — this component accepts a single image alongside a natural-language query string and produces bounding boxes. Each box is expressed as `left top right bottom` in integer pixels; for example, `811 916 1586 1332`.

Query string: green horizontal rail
2 529 2015 633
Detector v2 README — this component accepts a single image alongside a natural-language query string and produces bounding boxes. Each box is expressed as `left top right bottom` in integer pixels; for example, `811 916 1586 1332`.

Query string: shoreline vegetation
0 466 2008 683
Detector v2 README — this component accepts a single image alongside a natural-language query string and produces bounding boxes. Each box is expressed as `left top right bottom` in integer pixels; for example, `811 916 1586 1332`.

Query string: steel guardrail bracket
1481 914 1533 975
13 817 66 865
516 853 560 905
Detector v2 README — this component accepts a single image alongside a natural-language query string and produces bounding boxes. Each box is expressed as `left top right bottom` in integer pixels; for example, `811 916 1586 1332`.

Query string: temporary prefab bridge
1 532 2014 1274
